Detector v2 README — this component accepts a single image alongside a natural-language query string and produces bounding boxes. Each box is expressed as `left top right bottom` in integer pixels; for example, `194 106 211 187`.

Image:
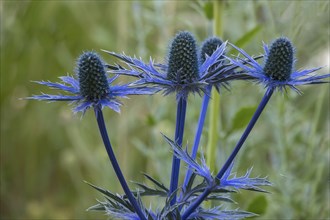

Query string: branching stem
181 88 274 220
183 85 212 189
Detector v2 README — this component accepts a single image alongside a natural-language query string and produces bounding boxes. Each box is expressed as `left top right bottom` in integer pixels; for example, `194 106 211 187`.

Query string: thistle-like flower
200 37 224 64
27 51 154 220
166 31 199 85
104 31 242 100
103 33 248 205
28 51 156 113
182 36 225 191
229 37 330 92
181 37 329 219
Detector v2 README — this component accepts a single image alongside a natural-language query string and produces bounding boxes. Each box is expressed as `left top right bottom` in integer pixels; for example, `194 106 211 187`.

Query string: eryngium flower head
104 31 246 100
27 51 156 113
263 37 293 81
229 37 330 92
200 37 223 64
77 52 109 101
167 31 199 83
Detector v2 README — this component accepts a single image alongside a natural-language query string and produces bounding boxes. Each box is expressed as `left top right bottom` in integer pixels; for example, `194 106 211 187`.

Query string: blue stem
216 88 274 179
169 97 187 205
181 88 274 220
182 85 212 190
94 107 146 220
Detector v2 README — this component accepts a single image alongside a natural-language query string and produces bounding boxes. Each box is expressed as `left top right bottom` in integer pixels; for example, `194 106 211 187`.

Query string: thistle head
200 37 223 63
167 31 199 83
77 52 109 102
263 37 294 81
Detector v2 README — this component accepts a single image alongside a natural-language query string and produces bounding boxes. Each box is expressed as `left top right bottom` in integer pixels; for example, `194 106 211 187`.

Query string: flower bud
200 37 223 64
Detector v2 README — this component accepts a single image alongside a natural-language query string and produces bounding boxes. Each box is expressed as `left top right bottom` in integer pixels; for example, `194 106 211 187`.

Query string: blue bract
27 51 157 113
229 37 330 92
104 31 244 100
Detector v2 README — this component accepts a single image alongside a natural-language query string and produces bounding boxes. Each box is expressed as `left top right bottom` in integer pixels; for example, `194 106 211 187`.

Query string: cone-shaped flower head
229 37 329 92
77 52 110 102
167 31 199 83
200 37 223 64
27 51 157 113
263 37 294 81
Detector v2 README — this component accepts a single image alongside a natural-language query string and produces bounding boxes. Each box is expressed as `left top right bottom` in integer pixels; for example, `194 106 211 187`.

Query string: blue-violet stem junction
181 87 274 220
182 85 212 191
216 87 274 179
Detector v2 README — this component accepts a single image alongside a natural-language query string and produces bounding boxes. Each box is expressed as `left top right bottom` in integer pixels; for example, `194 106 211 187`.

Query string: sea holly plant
27 52 157 220
27 31 329 219
104 31 252 206
181 37 330 219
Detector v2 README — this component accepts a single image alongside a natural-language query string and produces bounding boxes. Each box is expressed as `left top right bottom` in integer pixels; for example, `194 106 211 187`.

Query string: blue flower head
104 31 244 100
77 52 110 102
230 37 330 92
200 37 224 64
167 31 199 83
27 51 156 113
263 37 294 81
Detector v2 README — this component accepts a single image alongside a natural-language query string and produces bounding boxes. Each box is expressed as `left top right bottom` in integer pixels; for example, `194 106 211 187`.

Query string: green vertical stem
206 0 224 171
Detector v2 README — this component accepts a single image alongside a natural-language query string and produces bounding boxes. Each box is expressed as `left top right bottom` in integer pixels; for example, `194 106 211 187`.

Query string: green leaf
228 25 262 55
235 25 262 48
203 1 213 20
230 106 257 132
247 195 268 216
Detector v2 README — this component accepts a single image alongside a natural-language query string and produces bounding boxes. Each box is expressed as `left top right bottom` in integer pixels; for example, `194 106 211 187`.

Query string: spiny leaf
86 202 106 211
185 172 197 193
205 194 236 203
131 182 167 197
162 134 212 183
84 181 133 211
191 206 257 219
143 173 169 192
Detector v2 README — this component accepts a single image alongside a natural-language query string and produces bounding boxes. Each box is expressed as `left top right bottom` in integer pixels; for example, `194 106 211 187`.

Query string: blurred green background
1 1 329 219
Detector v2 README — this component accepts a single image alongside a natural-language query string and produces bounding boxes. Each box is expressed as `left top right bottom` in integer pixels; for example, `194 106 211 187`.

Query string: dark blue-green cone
167 31 199 83
77 52 109 102
263 37 294 81
200 37 223 64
